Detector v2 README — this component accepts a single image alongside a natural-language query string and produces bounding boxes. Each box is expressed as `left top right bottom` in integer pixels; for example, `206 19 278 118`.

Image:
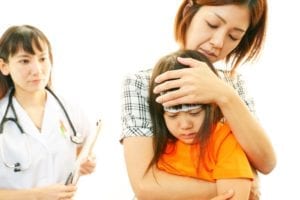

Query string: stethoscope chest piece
0 133 32 172
71 135 83 144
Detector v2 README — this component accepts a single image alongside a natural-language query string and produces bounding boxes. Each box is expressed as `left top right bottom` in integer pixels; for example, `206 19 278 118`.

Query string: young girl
0 25 95 200
149 50 253 200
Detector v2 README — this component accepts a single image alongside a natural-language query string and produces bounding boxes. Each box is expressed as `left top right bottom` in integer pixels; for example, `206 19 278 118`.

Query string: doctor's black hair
0 25 53 98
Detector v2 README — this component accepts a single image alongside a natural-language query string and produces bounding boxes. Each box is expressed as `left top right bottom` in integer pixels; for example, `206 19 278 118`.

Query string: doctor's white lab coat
0 90 91 189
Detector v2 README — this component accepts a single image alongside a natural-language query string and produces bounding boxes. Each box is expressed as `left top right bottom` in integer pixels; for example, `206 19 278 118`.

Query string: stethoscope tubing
0 87 82 172
0 89 24 133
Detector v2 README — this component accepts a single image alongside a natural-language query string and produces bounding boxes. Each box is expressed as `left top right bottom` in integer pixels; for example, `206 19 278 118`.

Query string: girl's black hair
147 49 223 174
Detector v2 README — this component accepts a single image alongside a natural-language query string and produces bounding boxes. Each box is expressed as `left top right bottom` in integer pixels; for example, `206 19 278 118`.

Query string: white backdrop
1 0 299 199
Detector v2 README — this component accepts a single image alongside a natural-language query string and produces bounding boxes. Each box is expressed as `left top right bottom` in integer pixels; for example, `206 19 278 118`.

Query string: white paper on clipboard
67 119 102 185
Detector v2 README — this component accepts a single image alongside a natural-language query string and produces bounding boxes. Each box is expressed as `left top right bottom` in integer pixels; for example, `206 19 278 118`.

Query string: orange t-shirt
157 122 253 182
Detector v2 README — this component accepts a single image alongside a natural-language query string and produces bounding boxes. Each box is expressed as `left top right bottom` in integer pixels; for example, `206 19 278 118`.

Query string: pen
65 172 73 185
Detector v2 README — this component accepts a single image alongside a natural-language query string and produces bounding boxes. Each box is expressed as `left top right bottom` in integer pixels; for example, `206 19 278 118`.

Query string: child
148 50 253 200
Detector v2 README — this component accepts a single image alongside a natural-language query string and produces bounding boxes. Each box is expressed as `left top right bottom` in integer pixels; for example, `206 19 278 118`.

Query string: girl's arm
0 184 76 200
124 136 218 200
217 179 251 200
153 57 276 174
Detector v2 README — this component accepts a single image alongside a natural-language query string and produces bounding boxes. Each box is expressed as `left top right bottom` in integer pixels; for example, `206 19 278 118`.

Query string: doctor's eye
40 57 48 62
19 59 30 64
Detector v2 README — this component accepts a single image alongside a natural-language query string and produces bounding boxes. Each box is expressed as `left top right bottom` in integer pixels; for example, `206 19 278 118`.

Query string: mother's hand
153 57 229 107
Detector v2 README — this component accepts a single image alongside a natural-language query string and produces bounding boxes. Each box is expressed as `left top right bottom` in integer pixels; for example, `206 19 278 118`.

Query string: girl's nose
179 116 193 130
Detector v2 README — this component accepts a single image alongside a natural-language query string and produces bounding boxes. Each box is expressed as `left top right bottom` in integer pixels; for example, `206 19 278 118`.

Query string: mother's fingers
153 77 182 94
154 68 185 84
154 57 206 84
155 89 183 104
158 94 199 107
156 87 196 107
177 57 207 68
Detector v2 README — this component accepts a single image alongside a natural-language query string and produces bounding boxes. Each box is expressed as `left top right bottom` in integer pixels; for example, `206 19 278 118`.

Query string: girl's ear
0 59 10 76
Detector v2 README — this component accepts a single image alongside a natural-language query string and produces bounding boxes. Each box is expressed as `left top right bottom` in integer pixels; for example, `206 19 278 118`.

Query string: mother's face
185 4 250 63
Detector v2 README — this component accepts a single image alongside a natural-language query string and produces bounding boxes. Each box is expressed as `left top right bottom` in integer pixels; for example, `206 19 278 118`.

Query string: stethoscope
0 87 83 172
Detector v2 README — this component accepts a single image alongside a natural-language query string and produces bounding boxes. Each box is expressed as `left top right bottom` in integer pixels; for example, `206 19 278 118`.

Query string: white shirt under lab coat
0 90 91 189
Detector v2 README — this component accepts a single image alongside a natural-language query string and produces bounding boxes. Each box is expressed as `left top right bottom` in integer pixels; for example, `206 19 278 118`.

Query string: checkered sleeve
218 69 256 115
120 70 153 141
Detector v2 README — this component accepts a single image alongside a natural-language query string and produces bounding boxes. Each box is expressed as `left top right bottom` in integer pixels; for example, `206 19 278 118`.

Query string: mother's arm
153 57 276 174
214 84 276 174
123 136 217 200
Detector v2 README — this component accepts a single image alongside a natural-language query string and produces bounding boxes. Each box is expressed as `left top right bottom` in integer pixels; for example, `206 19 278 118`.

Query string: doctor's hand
35 184 77 200
80 154 96 176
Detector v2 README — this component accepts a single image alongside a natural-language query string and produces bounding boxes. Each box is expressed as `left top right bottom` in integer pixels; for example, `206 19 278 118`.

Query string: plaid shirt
121 69 255 140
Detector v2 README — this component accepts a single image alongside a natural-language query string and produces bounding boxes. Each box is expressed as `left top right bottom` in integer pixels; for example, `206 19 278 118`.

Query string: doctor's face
185 5 250 63
164 108 205 144
3 42 51 93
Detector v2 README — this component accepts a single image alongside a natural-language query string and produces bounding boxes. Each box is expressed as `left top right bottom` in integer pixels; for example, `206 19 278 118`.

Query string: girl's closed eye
165 112 178 118
189 108 204 116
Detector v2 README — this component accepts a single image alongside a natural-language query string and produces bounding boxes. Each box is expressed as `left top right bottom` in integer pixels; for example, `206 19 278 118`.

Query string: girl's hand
153 57 231 107
210 189 234 200
35 184 77 200
79 154 96 176
249 169 261 200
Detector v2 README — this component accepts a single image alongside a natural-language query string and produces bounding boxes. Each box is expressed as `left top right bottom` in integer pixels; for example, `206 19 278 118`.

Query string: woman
0 25 95 200
121 0 276 199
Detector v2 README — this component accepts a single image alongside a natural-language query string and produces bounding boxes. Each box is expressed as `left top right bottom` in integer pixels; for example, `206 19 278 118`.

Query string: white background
1 0 299 199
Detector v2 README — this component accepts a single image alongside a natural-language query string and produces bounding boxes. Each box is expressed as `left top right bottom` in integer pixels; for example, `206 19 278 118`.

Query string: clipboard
65 119 102 185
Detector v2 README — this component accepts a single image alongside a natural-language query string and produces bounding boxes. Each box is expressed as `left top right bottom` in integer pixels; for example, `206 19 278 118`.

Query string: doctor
0 25 96 200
